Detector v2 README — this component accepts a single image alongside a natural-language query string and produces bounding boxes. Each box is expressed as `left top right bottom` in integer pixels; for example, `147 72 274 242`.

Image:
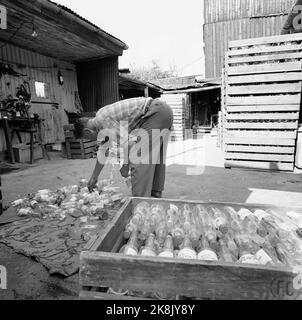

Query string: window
35 81 49 98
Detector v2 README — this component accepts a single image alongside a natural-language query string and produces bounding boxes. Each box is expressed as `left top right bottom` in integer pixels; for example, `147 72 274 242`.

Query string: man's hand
120 164 130 178
88 176 98 192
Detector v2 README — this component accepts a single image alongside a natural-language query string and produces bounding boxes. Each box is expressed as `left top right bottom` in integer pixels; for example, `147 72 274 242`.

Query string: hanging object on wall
0 5 7 30
58 70 64 86
0 63 23 78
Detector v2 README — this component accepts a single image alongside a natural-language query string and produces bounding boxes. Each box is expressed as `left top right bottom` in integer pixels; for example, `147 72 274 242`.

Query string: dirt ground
0 136 302 300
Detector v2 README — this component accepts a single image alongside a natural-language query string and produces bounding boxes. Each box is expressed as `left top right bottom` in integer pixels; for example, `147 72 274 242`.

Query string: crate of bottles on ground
80 198 302 300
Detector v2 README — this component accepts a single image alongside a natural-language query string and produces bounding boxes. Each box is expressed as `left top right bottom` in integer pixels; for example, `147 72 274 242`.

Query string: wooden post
2 119 15 164
144 87 149 98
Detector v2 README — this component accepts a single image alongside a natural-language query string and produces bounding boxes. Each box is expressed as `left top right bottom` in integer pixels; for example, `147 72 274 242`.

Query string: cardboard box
13 143 43 163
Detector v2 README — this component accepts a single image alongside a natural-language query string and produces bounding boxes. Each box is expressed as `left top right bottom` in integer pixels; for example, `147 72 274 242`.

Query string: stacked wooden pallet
224 33 302 172
161 94 186 141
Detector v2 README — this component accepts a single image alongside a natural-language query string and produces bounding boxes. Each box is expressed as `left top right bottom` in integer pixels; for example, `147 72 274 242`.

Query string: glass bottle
108 245 129 296
197 237 218 261
209 207 229 234
155 221 168 246
218 239 237 263
124 231 139 256
141 233 157 257
235 235 260 265
158 235 175 258
178 237 197 260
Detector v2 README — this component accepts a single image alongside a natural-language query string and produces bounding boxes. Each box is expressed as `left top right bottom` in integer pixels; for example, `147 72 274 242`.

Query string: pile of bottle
12 178 124 222
121 202 302 268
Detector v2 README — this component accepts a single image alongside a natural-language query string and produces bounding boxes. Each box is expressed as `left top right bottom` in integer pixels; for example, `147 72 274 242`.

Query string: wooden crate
66 139 98 160
79 197 302 300
224 33 302 172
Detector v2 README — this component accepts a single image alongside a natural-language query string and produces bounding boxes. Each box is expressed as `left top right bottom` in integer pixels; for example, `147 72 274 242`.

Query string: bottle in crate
209 207 229 235
218 239 237 263
158 235 174 258
108 245 129 296
197 236 218 262
124 231 139 256
178 237 197 260
235 235 260 265
140 233 157 257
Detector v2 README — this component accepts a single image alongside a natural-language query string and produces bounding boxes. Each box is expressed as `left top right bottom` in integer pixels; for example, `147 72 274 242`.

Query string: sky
55 0 205 77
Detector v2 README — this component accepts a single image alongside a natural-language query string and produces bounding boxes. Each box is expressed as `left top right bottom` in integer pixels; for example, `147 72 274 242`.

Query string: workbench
0 117 46 164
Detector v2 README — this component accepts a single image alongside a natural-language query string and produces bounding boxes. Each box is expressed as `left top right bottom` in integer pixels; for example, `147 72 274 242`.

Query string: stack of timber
161 94 186 141
224 33 302 172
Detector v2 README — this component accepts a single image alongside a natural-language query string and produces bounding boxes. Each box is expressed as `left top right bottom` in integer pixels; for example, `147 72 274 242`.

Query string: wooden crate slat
69 153 94 160
227 73 302 85
228 62 302 76
226 145 295 154
227 95 301 106
69 141 97 149
226 122 298 130
229 33 302 48
227 83 302 95
79 290 150 300
225 153 294 162
226 113 300 121
71 147 96 156
80 250 299 300
225 160 294 172
226 105 301 113
227 52 302 65
225 137 296 146
228 44 302 57
226 131 297 139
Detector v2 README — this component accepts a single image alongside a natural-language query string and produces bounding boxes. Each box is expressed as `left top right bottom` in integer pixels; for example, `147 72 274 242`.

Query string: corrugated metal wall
0 42 79 151
204 0 295 24
204 0 297 78
77 57 119 112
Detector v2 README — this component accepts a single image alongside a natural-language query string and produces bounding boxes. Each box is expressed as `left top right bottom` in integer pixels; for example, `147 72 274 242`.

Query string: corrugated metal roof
150 76 220 91
48 0 128 49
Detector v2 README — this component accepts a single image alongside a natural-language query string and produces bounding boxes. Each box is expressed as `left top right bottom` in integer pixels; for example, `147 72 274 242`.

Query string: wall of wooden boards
0 42 80 151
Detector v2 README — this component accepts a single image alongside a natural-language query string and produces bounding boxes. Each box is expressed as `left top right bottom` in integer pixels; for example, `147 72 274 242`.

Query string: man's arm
88 159 105 192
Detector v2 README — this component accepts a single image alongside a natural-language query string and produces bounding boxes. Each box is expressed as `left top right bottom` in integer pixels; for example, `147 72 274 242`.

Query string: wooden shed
152 76 221 140
0 0 127 158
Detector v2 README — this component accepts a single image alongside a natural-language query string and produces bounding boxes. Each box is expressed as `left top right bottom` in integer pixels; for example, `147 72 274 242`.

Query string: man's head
74 117 98 140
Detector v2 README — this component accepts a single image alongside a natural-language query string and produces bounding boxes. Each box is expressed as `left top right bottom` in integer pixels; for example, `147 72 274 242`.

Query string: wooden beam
228 44 302 57
226 145 295 154
229 33 302 48
225 153 294 162
228 52 302 65
226 105 301 113
228 62 302 76
227 83 302 95
225 137 296 146
227 73 302 84
225 161 294 172
227 95 301 106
